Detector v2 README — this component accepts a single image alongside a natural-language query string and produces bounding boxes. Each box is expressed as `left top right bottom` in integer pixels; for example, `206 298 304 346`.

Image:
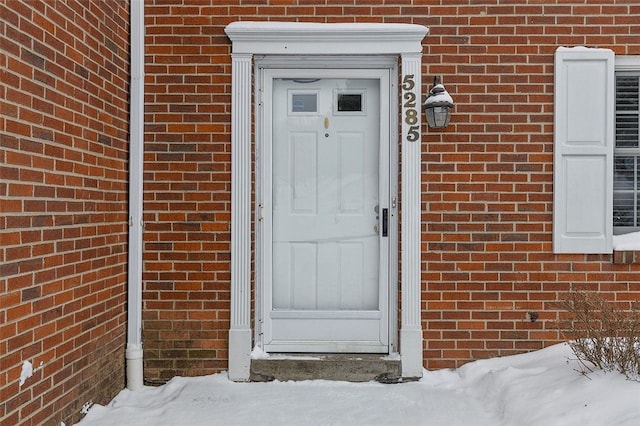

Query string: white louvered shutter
553 47 614 254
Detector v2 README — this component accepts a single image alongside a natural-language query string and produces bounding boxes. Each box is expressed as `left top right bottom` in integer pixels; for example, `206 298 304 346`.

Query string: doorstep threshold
249 353 402 383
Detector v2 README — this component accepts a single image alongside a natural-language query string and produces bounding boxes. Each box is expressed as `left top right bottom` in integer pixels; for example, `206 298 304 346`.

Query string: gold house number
402 74 420 142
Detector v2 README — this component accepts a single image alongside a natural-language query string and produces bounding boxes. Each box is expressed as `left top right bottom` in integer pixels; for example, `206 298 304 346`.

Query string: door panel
291 132 317 214
337 132 365 214
266 74 388 352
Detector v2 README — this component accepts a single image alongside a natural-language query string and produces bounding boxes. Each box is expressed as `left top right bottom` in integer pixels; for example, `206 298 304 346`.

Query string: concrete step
250 354 402 383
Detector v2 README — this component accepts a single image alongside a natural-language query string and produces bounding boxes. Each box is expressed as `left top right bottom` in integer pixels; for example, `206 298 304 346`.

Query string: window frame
614 57 640 235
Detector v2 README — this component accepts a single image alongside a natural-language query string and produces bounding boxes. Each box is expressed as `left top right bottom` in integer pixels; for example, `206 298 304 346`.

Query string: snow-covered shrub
560 289 640 381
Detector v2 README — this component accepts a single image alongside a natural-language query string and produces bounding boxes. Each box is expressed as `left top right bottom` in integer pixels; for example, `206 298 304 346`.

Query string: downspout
126 0 144 391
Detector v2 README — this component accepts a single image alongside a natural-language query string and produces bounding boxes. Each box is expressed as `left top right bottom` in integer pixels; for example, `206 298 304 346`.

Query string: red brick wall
141 0 640 380
1 1 129 424
420 1 640 369
142 2 233 381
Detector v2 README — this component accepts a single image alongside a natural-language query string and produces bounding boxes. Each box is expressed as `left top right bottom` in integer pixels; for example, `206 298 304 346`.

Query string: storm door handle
382 208 388 237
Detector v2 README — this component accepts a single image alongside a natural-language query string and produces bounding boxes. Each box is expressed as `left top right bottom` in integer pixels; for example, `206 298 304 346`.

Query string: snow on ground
78 343 640 426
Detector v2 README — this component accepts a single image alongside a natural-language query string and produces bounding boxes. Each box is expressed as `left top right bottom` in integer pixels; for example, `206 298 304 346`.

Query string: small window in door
289 91 318 114
335 90 365 115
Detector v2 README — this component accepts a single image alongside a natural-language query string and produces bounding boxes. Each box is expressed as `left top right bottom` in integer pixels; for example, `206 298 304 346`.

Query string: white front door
264 70 390 353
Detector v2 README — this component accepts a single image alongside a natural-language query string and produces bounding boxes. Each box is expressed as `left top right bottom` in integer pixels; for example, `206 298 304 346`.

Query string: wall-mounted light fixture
424 76 454 129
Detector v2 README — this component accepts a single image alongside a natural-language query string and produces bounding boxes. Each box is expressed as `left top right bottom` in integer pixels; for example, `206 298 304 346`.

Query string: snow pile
249 345 270 359
78 344 640 426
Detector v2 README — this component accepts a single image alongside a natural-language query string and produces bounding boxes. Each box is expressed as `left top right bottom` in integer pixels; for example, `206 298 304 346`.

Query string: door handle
382 208 388 237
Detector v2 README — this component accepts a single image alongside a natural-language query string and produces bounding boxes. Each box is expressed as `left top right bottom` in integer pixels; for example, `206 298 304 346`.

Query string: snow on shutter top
553 47 614 254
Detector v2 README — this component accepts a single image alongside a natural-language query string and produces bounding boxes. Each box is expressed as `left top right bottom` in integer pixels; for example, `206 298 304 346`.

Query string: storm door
262 69 391 353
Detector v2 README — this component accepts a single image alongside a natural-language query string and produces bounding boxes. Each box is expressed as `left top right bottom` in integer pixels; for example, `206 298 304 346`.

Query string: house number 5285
402 74 420 142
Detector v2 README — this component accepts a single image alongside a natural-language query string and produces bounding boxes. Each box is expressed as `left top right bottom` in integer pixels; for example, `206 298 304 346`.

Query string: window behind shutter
613 74 640 232
553 47 614 254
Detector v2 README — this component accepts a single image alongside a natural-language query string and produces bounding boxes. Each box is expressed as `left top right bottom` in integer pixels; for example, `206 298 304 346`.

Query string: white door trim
225 21 428 381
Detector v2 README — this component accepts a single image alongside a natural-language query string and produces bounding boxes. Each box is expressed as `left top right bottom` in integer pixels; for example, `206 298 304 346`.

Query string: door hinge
257 203 264 222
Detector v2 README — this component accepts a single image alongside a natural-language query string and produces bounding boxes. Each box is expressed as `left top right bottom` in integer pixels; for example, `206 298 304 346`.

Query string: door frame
225 21 428 381
256 64 397 354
